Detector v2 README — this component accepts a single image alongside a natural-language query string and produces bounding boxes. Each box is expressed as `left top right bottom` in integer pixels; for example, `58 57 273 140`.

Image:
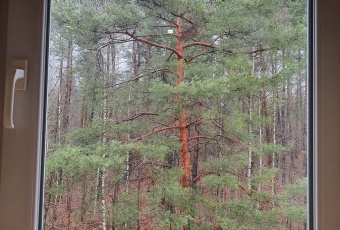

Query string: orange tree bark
175 17 191 188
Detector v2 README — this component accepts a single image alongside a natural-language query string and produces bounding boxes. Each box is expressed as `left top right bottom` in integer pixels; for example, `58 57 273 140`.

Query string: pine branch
168 12 194 25
191 171 220 185
183 41 216 49
191 170 241 185
186 117 202 128
156 13 177 26
145 161 173 168
135 33 177 38
129 125 180 142
121 31 183 58
114 112 158 124
188 135 209 140
187 50 213 63
105 68 177 88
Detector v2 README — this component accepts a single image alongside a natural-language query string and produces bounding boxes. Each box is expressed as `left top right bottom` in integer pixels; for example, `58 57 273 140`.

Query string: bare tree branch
114 112 159 124
121 31 183 58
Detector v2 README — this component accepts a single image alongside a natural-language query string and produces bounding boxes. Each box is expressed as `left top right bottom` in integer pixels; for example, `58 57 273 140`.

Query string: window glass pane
44 0 308 229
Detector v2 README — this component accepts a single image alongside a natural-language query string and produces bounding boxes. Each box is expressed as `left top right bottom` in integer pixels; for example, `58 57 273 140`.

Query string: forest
43 0 308 229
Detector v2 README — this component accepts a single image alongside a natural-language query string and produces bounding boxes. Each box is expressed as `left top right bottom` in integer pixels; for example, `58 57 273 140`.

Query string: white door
1 0 340 230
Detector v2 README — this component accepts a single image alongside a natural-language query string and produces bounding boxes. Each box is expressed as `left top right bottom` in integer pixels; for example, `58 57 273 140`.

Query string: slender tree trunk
271 53 278 210
287 74 294 183
280 50 288 185
62 37 73 142
125 150 130 193
80 175 87 222
272 92 277 210
132 40 140 78
125 40 136 193
125 86 131 193
247 96 252 190
176 17 191 188
101 171 107 230
80 94 87 128
192 128 199 189
257 102 263 210
111 182 119 230
247 52 255 190
52 54 63 144
67 175 73 229
137 164 141 230
43 175 53 228
94 168 100 218
101 54 110 230
192 105 201 189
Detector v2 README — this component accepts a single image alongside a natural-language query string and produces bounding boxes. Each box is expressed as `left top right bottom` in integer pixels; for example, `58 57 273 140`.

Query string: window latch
3 59 27 129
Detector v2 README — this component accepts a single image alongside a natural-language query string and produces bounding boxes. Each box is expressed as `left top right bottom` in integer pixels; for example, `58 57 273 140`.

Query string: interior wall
0 0 9 173
317 0 340 229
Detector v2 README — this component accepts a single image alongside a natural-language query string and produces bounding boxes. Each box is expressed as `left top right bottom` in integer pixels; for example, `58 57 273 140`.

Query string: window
44 1 309 229
1 0 340 229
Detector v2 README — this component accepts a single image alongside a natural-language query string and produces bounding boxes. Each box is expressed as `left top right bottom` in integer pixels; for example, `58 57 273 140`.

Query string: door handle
3 60 27 129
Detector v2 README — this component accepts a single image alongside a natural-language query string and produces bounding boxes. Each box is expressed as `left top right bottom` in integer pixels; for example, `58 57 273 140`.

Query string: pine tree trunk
280 50 287 185
176 17 191 188
192 128 199 189
80 94 87 128
192 103 201 189
111 183 119 230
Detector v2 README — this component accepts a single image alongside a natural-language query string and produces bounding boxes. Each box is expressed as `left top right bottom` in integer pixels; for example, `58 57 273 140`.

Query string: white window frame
0 0 339 229
0 0 48 229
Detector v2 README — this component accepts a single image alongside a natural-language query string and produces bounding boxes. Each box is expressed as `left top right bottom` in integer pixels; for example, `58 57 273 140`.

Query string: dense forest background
44 0 307 229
